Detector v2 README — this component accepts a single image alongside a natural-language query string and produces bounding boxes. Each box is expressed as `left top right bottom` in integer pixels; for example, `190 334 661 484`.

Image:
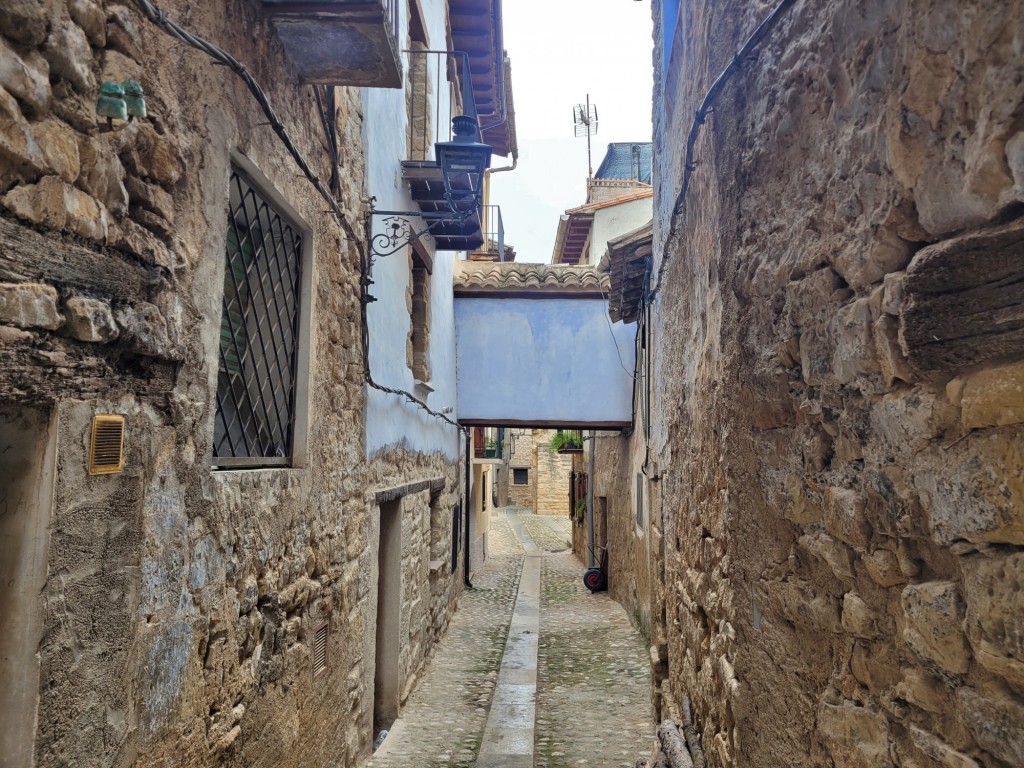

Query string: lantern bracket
368 209 471 258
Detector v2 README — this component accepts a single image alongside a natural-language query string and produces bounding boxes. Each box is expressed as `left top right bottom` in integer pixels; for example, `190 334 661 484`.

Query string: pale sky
491 0 654 263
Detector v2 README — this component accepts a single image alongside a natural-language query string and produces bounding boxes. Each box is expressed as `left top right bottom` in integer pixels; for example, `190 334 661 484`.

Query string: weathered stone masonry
0 2 462 766
647 1 1024 767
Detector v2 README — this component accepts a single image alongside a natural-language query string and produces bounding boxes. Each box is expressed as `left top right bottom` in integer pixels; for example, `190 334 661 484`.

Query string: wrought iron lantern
435 113 492 217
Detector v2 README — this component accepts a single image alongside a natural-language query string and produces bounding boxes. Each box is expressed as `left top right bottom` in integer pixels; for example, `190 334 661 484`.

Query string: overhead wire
596 275 638 382
647 0 798 305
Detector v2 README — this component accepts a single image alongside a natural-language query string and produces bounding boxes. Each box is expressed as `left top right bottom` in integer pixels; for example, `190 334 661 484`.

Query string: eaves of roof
565 187 653 214
606 220 654 323
481 55 517 159
551 211 594 265
454 261 608 296
450 0 510 154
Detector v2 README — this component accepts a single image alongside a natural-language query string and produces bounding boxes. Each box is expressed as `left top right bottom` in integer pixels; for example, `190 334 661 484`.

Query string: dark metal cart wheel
583 567 607 593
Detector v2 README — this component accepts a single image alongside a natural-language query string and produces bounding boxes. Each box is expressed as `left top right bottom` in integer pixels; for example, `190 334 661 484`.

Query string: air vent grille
312 621 329 679
89 415 125 475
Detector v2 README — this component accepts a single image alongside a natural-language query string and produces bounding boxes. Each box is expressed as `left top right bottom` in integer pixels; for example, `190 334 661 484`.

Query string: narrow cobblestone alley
367 508 651 768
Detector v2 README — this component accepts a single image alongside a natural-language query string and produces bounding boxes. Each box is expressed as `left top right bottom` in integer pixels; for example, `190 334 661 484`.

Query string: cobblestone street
368 508 651 767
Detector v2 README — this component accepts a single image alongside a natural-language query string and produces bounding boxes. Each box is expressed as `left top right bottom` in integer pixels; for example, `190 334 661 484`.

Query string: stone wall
533 429 573 516
648 1 1024 767
0 2 462 766
588 432 658 653
506 427 534 507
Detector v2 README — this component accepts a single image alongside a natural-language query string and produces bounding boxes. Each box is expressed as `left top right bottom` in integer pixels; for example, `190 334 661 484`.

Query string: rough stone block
915 431 1024 545
115 302 170 357
834 226 912 290
881 271 905 316
50 80 95 134
0 37 50 115
901 581 970 674
101 48 142 84
106 4 144 61
3 176 109 242
1008 131 1024 201
961 551 1024 688
0 282 62 329
68 0 106 46
34 120 80 184
818 701 892 768
0 87 46 180
773 579 841 633
832 297 880 386
870 390 954 454
873 315 914 388
842 593 878 638
824 487 871 548
957 361 1024 429
900 217 1024 372
125 175 175 224
798 531 854 582
117 122 184 189
894 668 946 714
44 14 96 94
908 726 980 768
65 296 118 343
862 548 905 588
957 687 1024 766
77 134 129 217
0 0 50 46
850 642 899 693
785 476 824 524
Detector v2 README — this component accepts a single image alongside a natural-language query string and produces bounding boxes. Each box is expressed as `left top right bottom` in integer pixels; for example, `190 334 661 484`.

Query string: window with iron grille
512 468 529 486
214 167 303 468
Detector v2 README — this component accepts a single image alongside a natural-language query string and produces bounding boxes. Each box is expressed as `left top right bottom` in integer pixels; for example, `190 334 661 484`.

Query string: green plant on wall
550 430 583 452
573 498 586 525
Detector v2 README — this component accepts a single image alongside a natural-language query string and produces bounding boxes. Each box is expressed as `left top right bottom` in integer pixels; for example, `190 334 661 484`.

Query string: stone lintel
374 476 445 505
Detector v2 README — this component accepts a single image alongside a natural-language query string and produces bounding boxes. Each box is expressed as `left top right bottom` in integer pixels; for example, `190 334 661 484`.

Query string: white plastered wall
362 0 460 460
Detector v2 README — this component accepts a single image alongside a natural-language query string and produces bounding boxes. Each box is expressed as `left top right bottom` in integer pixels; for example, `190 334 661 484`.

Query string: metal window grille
214 168 303 467
513 468 529 486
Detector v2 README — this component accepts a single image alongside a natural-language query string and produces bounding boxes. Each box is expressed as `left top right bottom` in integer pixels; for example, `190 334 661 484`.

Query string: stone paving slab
479 512 540 768
366 511 523 768
365 508 651 768
535 549 652 768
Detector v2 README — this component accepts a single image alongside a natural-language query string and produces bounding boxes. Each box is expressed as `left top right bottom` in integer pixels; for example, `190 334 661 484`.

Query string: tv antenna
573 94 598 181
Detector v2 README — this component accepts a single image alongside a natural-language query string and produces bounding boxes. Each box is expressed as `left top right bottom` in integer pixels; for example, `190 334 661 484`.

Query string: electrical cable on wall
133 0 465 438
647 0 798 304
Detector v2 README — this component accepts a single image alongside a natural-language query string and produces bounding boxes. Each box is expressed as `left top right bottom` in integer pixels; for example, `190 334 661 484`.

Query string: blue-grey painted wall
455 297 636 424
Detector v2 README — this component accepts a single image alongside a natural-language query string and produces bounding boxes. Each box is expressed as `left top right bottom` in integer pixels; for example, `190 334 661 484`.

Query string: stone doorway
0 407 57 766
373 498 402 736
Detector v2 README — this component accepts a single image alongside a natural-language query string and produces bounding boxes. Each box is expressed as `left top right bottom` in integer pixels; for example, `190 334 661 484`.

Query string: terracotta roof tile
453 261 609 294
565 187 653 215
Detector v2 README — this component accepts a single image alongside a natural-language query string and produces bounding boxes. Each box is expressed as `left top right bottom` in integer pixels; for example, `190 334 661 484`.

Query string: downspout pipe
586 430 596 568
484 155 517 176
464 430 473 588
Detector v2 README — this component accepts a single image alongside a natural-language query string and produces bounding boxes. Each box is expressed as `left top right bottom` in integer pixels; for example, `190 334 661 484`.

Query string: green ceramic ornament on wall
122 79 147 119
96 81 127 121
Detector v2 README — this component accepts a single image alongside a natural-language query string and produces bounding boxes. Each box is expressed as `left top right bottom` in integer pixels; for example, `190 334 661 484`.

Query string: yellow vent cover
89 415 125 475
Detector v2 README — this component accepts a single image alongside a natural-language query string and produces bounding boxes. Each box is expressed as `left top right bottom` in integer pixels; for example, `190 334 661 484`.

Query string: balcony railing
473 427 503 460
263 0 401 87
470 205 505 261
405 49 478 162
